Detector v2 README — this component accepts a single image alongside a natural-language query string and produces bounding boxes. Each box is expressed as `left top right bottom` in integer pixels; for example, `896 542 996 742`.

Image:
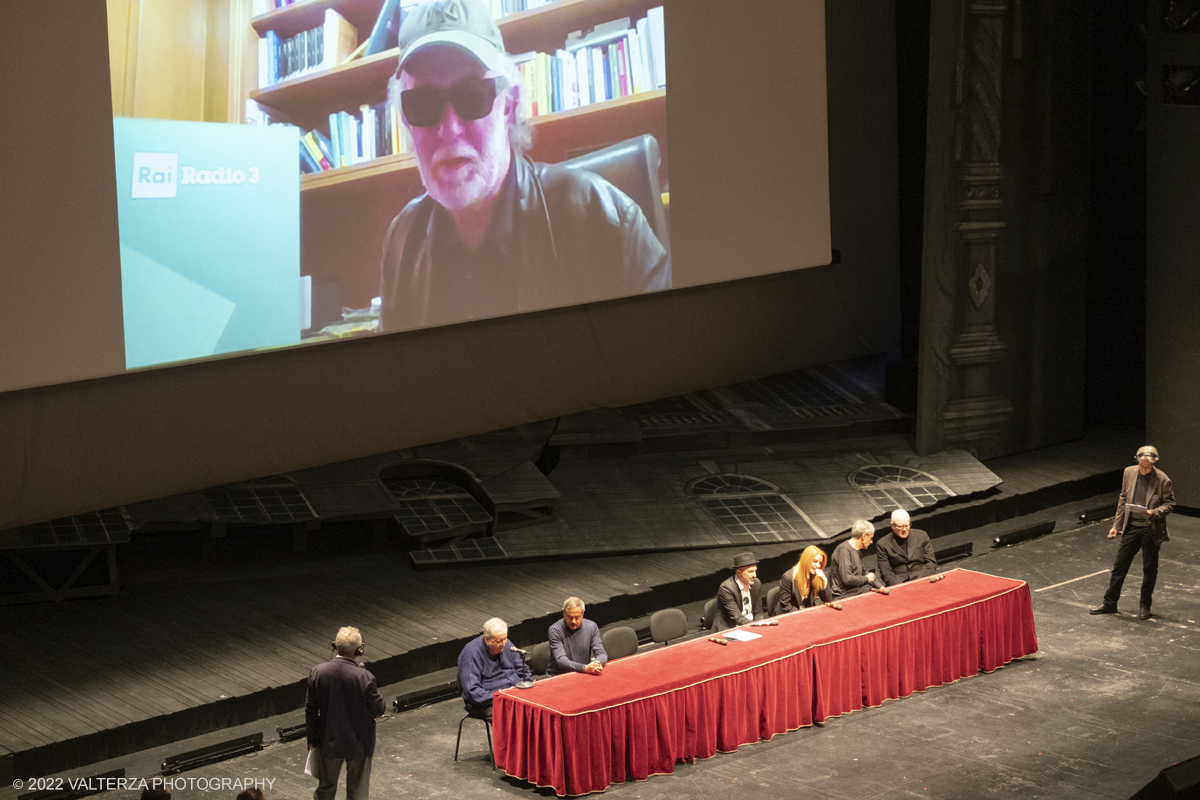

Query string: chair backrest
649 608 689 645
561 134 670 255
527 641 551 676
766 585 781 617
601 626 640 660
701 597 720 630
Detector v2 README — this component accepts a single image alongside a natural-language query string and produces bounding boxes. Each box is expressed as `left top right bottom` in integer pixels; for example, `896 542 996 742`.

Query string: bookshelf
246 0 669 312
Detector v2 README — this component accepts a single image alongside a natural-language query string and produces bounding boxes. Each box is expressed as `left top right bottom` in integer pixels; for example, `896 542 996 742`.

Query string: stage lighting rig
161 732 263 775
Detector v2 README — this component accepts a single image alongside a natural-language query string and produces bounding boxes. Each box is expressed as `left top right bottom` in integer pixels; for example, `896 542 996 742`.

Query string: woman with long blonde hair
776 545 833 613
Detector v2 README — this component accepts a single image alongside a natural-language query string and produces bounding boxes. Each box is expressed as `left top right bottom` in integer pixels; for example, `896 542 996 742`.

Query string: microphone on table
870 580 890 595
511 645 534 690
824 602 843 611
929 574 945 584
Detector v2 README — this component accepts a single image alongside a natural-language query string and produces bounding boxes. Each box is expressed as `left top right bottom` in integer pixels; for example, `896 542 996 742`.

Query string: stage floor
7 513 1197 800
0 425 1160 788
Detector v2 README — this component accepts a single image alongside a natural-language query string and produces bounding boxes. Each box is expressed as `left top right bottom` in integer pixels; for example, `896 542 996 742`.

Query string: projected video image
109 0 670 368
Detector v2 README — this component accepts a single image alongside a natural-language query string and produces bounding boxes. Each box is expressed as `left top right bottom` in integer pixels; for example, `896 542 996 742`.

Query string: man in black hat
713 551 765 631
380 0 670 332
1091 445 1176 620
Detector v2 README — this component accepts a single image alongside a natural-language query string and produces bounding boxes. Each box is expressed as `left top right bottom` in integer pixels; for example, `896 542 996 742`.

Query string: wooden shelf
250 48 398 129
254 0 662 47
251 0 383 40
301 150 415 191
499 0 662 54
300 88 666 196
251 0 665 126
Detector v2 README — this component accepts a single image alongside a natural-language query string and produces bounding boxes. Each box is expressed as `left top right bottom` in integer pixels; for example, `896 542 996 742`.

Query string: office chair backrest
649 608 689 645
561 134 670 256
766 586 781 617
527 641 551 675
702 597 720 630
601 626 640 660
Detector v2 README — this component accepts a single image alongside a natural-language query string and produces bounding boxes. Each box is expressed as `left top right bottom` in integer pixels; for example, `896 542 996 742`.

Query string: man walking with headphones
306 626 386 800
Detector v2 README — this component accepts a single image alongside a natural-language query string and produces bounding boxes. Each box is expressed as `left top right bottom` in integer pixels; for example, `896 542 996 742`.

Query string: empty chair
766 585 781 617
649 608 689 645
527 641 551 676
701 597 720 630
601 626 639 660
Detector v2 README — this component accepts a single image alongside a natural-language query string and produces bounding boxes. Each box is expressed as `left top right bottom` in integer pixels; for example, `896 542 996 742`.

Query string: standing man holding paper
306 627 387 800
1092 446 1176 620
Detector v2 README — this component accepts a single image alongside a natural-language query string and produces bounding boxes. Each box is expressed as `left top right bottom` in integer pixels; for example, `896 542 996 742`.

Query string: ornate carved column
916 0 1012 458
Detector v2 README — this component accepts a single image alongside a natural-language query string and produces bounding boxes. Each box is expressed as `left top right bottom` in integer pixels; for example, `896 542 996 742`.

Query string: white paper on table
723 630 763 642
304 746 320 777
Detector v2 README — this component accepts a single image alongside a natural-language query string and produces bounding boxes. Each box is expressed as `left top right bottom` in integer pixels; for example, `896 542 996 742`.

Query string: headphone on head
331 640 366 657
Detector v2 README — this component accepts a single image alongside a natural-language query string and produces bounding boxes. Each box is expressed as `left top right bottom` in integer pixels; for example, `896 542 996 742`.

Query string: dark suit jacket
305 656 386 760
713 575 764 631
775 567 833 613
875 529 937 586
1114 465 1175 544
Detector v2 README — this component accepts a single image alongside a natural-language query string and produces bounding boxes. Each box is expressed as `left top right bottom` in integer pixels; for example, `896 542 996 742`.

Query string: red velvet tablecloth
493 568 1038 796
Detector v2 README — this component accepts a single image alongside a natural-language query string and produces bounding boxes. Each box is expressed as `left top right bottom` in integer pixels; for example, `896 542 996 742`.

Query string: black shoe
1089 605 1117 615
1138 605 1152 620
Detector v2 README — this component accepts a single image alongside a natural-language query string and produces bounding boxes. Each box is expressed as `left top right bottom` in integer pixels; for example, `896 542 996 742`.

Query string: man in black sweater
829 520 880 599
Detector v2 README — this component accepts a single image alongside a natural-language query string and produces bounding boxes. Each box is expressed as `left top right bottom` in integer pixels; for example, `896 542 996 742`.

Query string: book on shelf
299 139 321 174
646 5 666 88
258 9 358 88
364 0 414 57
502 13 664 122
318 103 408 173
254 0 297 15
489 0 555 18
302 131 333 170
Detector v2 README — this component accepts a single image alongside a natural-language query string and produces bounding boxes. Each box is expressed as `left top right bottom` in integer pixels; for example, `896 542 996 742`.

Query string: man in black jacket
1092 446 1176 620
713 552 764 631
874 509 937 586
380 0 669 332
306 627 386 800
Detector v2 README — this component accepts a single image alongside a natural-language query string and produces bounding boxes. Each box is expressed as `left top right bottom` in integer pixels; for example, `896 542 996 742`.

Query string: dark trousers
1103 527 1161 609
464 700 493 721
314 753 371 800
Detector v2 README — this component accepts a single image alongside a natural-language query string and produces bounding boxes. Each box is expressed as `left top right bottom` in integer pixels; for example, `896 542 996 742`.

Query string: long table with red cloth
493 568 1038 796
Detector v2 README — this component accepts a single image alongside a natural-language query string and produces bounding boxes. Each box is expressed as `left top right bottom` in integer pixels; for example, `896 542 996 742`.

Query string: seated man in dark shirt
829 520 881 600
547 596 607 676
457 617 532 719
875 509 937 586
380 0 670 332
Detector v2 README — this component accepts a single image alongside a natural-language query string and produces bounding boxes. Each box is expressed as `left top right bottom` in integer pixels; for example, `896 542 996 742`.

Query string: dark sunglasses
401 76 508 128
